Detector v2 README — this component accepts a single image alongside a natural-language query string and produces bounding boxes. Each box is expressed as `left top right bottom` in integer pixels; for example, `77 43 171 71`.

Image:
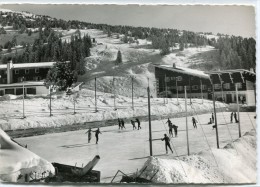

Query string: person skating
136 118 141 130
169 123 173 137
121 119 126 129
234 112 239 123
192 117 198 129
85 128 92 143
161 134 173 154
131 120 136 130
94 128 102 144
165 118 172 128
172 124 178 137
230 112 233 123
211 113 214 123
118 118 121 129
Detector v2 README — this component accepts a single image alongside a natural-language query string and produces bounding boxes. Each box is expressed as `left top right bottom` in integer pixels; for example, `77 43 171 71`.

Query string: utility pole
212 85 219 148
165 74 168 104
184 86 190 155
176 77 179 103
22 77 25 119
49 87 52 117
113 77 116 110
235 83 241 138
147 78 153 156
132 76 134 110
95 77 98 112
189 76 192 105
200 79 203 104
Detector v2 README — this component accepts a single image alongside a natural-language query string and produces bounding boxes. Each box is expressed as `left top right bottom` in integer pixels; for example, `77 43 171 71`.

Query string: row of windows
214 83 242 90
162 85 207 91
15 68 39 75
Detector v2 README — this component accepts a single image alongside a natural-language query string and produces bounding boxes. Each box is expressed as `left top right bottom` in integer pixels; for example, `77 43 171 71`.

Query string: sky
0 4 256 38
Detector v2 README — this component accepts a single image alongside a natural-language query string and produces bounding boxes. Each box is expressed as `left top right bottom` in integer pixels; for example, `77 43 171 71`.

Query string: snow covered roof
154 64 210 79
0 62 58 70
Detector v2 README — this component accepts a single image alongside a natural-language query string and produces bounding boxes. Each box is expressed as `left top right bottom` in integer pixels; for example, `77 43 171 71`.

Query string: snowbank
138 130 256 184
0 129 55 182
0 89 226 131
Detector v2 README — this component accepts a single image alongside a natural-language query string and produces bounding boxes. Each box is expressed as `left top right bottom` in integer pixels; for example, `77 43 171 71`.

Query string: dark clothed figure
234 112 239 123
169 123 173 137
230 112 233 123
121 119 126 129
118 118 121 129
172 124 178 137
85 128 92 143
94 128 102 144
208 118 212 124
211 113 214 123
161 134 173 154
136 118 141 130
165 118 172 128
192 117 198 129
131 120 136 130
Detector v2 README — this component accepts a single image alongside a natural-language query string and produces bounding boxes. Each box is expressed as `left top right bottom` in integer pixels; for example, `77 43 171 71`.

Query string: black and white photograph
0 2 257 185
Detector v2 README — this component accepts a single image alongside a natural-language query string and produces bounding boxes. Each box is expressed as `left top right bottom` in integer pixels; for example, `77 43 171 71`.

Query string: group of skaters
85 128 102 144
118 118 142 130
165 118 178 137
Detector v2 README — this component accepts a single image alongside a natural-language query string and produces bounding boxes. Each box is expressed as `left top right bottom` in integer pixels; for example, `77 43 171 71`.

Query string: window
176 76 182 81
177 86 183 91
192 85 198 90
27 87 36 95
237 83 242 89
25 69 29 74
15 70 19 74
223 83 230 89
186 86 190 90
214 84 221 90
35 68 39 73
202 85 207 90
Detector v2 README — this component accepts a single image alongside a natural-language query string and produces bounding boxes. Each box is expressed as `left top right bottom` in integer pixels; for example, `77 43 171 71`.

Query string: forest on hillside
0 10 256 71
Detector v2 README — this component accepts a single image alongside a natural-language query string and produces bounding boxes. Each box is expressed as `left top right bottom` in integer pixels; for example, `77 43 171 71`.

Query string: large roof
154 64 210 79
206 69 256 84
0 62 56 70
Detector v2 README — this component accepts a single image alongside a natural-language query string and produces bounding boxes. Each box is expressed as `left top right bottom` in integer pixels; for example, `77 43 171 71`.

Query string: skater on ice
169 123 173 137
136 118 141 130
85 128 92 143
230 112 234 123
121 119 126 129
211 113 214 123
234 112 239 123
161 134 173 154
131 120 136 130
165 118 172 128
94 128 102 144
172 124 178 137
118 118 121 129
192 117 198 129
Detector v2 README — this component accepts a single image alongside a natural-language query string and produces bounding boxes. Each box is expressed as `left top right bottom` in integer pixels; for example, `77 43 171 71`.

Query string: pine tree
115 50 122 65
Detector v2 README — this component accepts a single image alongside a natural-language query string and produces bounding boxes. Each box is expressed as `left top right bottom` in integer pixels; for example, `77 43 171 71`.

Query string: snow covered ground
0 129 55 182
15 111 256 183
0 89 225 131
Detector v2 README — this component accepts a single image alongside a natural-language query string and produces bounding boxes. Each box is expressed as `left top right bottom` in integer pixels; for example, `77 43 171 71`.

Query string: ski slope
15 112 256 183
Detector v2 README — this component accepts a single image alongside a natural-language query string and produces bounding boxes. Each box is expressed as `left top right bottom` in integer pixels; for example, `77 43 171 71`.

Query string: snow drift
138 130 256 184
0 128 55 182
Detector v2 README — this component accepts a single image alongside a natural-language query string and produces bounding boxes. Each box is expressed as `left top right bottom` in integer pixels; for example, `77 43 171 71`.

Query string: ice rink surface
16 112 256 182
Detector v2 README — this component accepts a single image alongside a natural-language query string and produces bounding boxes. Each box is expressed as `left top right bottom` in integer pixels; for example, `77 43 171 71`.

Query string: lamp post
22 77 26 119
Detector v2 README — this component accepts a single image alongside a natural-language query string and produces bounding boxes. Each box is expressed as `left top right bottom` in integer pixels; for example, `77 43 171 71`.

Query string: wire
190 103 219 167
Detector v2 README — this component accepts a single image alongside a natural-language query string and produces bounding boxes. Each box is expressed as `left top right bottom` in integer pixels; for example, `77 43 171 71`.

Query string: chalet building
154 64 256 106
0 61 55 96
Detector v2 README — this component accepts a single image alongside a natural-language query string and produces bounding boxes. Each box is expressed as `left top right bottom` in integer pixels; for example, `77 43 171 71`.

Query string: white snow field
15 111 256 183
0 129 55 182
0 89 226 131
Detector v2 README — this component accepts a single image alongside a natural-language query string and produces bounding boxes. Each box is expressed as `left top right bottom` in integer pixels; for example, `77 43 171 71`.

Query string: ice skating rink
16 112 256 182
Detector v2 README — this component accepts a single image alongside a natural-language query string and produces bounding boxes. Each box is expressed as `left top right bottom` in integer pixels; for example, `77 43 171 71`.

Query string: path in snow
15 112 255 183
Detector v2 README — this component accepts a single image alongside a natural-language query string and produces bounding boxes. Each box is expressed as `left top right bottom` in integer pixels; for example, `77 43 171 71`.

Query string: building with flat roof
0 61 56 96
